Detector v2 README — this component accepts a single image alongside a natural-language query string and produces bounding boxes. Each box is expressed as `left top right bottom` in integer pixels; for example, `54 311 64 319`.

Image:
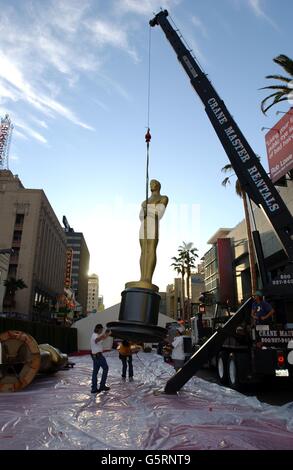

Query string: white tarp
0 351 293 450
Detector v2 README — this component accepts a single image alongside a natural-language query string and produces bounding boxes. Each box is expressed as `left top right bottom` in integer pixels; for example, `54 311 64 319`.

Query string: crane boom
150 10 293 273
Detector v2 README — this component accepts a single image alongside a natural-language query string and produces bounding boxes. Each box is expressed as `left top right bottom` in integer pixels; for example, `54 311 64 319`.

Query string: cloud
0 0 185 142
16 122 48 144
0 0 145 137
86 18 139 62
191 15 208 38
116 0 181 16
0 52 93 130
13 129 29 141
248 0 279 29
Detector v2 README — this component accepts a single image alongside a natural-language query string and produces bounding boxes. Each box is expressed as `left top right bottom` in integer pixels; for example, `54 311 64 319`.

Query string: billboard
0 115 12 168
265 109 293 183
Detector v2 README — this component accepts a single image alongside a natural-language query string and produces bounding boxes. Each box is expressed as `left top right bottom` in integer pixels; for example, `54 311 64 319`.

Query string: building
87 273 99 313
97 296 105 312
229 181 293 304
63 218 90 314
202 180 293 307
166 278 182 319
190 272 205 313
0 170 67 316
203 228 235 306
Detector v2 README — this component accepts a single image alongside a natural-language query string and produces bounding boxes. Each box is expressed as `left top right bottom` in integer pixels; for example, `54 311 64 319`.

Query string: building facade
166 278 182 319
87 273 99 313
97 296 105 312
0 170 67 316
203 228 235 307
191 272 205 313
203 181 293 308
64 226 90 314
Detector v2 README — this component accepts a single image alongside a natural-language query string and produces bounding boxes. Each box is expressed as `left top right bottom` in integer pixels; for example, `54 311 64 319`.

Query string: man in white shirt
171 329 185 371
90 324 111 393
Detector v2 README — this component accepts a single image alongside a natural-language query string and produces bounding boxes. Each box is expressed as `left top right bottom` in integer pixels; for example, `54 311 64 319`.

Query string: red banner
265 109 293 183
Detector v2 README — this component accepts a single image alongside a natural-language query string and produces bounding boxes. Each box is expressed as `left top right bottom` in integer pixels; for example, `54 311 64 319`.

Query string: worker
117 340 134 381
251 291 274 325
171 329 185 371
90 324 111 394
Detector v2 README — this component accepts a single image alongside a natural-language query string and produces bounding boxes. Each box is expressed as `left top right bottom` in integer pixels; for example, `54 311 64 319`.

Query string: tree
171 255 185 318
178 242 198 322
171 242 198 322
3 277 27 310
261 54 293 115
221 164 257 295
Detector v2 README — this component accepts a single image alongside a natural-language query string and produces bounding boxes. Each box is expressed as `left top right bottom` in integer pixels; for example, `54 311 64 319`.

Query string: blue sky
1 0 292 307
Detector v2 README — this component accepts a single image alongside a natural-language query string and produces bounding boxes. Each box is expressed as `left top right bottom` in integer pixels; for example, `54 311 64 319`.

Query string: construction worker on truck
251 291 274 325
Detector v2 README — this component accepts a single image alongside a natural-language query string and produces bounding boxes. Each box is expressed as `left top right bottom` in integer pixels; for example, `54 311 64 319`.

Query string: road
196 366 293 406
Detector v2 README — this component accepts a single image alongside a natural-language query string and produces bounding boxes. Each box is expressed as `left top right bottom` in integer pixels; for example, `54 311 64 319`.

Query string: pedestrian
90 324 111 394
171 329 185 371
117 340 134 381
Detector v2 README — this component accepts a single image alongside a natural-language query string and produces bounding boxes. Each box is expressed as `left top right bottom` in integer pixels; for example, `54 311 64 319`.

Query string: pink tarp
0 351 293 450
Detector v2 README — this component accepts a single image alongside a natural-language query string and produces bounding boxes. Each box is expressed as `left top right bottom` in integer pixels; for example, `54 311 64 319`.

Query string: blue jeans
91 353 108 391
119 354 133 378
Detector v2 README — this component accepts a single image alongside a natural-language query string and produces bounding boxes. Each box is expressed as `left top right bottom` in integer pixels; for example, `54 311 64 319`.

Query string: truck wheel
227 353 241 391
217 351 228 385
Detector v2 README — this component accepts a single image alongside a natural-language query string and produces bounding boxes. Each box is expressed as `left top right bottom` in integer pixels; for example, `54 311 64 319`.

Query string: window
8 265 17 278
15 214 24 226
13 231 22 242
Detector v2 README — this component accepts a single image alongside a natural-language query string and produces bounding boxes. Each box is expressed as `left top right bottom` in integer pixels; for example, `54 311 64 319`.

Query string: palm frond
273 54 293 76
221 176 231 187
261 92 289 114
221 163 234 173
260 85 291 92
265 74 292 83
261 54 293 114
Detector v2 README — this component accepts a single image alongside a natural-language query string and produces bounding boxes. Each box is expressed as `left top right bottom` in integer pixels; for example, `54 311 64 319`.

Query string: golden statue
126 180 168 292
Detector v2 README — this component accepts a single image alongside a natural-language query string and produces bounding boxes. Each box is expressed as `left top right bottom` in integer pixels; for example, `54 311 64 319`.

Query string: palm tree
221 164 257 294
171 242 199 322
171 255 185 318
261 54 293 115
3 277 27 310
178 242 198 322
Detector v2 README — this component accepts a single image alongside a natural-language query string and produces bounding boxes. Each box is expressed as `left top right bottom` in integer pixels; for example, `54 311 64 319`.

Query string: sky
0 0 292 308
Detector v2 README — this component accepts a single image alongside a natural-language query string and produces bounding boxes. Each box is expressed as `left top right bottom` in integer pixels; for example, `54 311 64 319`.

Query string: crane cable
144 25 152 222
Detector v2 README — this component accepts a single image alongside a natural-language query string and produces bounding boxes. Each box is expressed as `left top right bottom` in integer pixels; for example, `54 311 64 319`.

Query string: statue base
125 281 159 292
107 286 167 342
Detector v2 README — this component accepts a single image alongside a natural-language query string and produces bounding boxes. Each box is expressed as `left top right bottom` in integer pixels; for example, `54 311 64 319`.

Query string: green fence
0 318 77 354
